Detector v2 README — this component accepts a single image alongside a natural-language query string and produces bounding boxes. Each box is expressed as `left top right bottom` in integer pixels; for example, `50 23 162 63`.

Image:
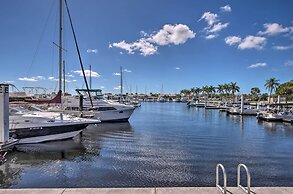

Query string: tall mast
63 60 65 94
59 0 63 92
120 66 123 95
90 64 92 89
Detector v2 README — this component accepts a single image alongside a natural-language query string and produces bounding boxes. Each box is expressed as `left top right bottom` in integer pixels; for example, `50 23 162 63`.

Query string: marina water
1 102 293 188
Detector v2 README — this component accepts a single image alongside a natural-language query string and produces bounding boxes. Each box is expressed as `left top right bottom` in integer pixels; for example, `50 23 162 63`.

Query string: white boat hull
17 130 82 144
93 108 135 122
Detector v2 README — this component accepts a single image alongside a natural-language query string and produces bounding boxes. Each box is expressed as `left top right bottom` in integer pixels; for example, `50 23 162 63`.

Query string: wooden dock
0 187 293 194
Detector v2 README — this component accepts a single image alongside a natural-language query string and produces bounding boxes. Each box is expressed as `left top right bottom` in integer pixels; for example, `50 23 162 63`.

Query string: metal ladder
237 164 251 194
216 164 227 194
216 163 251 194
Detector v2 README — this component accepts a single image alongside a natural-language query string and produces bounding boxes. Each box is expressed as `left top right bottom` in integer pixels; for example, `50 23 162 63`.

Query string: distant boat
187 101 205 107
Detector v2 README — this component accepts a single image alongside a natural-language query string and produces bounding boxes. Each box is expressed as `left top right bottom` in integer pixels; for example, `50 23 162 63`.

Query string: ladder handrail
216 163 227 194
237 163 251 194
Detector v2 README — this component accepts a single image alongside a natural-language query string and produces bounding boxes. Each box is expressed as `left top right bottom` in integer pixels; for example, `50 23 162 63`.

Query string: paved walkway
0 187 293 194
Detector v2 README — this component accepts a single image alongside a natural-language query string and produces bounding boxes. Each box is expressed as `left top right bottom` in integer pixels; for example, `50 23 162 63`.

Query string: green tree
265 78 280 103
276 80 293 103
250 87 261 101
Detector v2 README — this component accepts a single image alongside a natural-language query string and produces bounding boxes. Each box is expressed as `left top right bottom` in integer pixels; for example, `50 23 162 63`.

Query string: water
1 102 293 188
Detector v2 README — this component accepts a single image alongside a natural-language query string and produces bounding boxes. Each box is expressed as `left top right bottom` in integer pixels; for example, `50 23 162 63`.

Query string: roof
76 88 102 92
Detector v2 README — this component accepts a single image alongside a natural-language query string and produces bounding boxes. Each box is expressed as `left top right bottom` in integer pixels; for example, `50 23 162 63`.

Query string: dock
0 187 293 194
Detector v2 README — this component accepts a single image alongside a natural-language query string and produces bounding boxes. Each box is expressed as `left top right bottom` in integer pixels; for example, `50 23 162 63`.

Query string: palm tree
265 78 280 103
223 83 231 97
217 84 225 100
230 82 240 96
250 87 261 101
208 85 216 98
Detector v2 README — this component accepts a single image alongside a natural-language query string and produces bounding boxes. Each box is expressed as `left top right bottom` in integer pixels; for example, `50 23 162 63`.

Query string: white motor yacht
9 107 100 144
62 89 135 122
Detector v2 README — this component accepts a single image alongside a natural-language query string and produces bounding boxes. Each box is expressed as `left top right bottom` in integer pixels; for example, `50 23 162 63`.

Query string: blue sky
0 0 292 94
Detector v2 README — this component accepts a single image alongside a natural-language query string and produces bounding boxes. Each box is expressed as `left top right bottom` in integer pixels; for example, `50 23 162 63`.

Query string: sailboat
9 0 100 143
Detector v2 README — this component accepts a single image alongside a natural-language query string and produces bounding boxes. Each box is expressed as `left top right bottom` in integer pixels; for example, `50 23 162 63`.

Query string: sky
0 0 293 94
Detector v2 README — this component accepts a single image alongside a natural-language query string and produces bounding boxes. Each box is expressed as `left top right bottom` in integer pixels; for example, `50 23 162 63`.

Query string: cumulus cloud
220 5 232 12
148 24 196 46
225 36 242 45
113 73 121 76
238 36 266 50
123 69 132 73
3 81 14 84
199 10 229 40
205 34 217 39
74 70 100 78
110 24 195 56
87 49 98 53
199 12 218 26
258 23 290 36
284 60 293 66
225 35 266 50
113 86 123 90
175 67 181 70
272 44 293 50
248 62 267 69
18 76 46 82
209 22 229 33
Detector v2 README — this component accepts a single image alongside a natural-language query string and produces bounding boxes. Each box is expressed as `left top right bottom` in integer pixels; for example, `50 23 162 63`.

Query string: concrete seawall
1 187 293 194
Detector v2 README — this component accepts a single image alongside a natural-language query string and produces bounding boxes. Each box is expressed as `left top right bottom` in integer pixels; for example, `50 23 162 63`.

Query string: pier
0 187 293 194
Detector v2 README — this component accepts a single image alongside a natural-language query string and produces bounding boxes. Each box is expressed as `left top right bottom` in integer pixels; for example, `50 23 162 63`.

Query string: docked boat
256 111 283 122
187 101 206 107
61 89 135 122
9 107 100 144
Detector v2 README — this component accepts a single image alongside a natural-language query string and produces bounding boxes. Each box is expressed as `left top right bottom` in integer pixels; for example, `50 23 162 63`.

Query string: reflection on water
1 103 293 188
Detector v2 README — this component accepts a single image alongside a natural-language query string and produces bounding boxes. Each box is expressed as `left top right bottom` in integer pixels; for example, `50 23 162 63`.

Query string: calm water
1 102 293 188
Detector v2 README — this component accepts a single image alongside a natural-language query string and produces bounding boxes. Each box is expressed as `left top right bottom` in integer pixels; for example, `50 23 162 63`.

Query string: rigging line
64 0 93 107
25 0 56 80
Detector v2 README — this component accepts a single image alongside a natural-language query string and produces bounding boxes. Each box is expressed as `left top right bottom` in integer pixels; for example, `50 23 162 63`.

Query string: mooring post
240 95 244 114
0 84 9 144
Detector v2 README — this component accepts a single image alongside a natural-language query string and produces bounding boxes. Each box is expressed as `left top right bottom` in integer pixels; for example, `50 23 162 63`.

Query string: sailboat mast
90 64 92 89
120 66 123 95
59 0 63 92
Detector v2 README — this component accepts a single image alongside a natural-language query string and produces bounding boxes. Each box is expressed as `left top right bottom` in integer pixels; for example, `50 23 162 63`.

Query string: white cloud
18 77 37 82
111 41 134 54
220 5 232 12
110 24 195 56
272 44 293 50
87 49 98 53
225 36 242 45
66 73 74 78
175 67 181 70
48 76 55 80
199 12 218 26
140 31 148 37
284 60 293 66
148 24 196 46
248 62 267 69
205 34 217 39
18 76 46 82
226 35 266 50
113 73 121 76
100 86 105 89
123 69 132 73
199 11 229 39
3 81 14 84
238 36 266 50
114 86 122 90
208 22 229 33
133 39 158 56
258 23 290 36
74 70 100 78
72 80 77 82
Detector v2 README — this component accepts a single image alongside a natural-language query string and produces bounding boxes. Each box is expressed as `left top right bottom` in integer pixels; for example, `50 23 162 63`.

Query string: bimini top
75 88 103 96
